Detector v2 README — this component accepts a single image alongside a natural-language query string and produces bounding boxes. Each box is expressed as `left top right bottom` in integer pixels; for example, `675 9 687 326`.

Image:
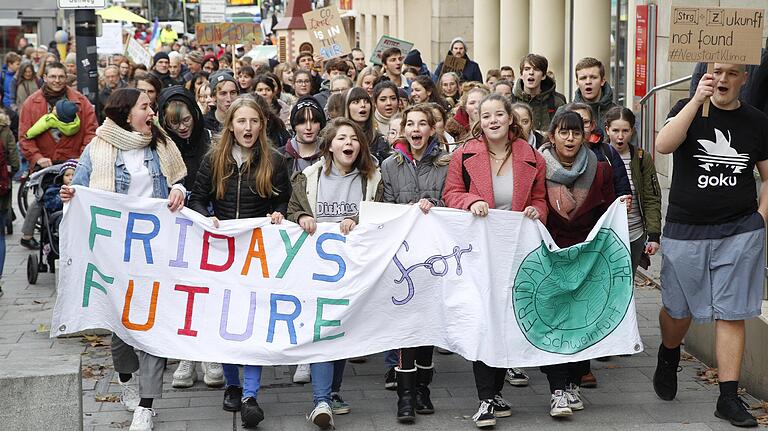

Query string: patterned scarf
42 84 67 108
540 143 597 220
88 118 187 192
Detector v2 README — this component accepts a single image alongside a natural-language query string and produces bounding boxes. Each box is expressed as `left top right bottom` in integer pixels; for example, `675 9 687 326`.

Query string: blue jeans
310 362 332 405
222 363 262 399
384 350 398 368
332 359 345 393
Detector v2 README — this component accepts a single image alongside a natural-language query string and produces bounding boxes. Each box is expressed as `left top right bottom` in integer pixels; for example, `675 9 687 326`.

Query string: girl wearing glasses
293 70 314 98
537 110 615 418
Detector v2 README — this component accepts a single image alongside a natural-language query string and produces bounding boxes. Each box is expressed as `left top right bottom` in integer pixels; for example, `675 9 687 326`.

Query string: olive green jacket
628 144 662 242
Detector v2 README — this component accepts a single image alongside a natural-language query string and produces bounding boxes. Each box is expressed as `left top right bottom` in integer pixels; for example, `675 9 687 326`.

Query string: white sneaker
172 360 198 388
293 363 311 383
201 362 225 387
119 378 139 412
309 400 334 429
550 390 573 417
129 406 155 431
565 383 584 410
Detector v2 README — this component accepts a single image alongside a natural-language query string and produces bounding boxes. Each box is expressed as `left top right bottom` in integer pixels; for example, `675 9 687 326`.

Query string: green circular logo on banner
512 228 633 355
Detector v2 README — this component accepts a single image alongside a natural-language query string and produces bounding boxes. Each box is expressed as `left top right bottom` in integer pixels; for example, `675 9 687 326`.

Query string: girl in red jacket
442 93 547 428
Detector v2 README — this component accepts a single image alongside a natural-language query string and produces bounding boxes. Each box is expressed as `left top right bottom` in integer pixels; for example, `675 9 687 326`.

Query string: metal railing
637 75 692 154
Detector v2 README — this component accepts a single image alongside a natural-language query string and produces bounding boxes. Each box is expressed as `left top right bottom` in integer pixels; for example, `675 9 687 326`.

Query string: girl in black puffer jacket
187 95 290 429
189 95 291 222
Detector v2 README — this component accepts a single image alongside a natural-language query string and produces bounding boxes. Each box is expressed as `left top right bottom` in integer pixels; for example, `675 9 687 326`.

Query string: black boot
653 344 680 401
415 364 435 414
396 368 416 423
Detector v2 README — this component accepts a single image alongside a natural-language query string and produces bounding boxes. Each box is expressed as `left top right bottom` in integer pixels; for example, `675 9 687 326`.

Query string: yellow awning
96 6 149 24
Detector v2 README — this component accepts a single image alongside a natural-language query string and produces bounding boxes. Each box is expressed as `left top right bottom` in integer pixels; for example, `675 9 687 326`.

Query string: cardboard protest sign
125 38 151 68
669 7 765 64
441 54 467 76
302 6 351 60
370 35 414 65
51 187 641 367
195 22 260 45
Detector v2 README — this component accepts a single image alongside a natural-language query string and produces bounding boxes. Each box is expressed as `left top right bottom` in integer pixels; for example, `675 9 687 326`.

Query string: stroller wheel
27 254 39 284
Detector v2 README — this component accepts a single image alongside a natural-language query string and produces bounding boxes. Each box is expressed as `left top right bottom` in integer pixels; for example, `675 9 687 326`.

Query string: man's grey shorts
660 228 765 323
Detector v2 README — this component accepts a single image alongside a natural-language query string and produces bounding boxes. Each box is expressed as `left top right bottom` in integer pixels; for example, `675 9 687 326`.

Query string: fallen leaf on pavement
696 367 718 384
680 351 695 361
95 394 120 403
35 324 49 334
109 420 131 428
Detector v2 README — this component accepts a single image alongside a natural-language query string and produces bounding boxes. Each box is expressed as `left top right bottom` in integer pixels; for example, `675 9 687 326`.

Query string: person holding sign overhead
653 63 767 428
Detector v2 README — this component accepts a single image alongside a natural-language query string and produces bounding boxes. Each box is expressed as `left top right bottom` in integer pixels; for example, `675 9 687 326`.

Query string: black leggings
398 346 434 370
473 361 506 400
540 360 590 392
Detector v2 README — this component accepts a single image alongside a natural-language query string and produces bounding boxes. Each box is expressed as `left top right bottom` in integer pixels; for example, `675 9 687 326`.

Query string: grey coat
380 140 451 206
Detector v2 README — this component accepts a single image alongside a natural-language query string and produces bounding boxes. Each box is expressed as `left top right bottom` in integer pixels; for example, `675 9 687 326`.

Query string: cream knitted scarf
88 118 187 192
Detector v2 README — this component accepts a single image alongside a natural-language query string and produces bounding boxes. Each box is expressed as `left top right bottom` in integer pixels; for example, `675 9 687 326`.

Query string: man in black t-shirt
653 63 768 428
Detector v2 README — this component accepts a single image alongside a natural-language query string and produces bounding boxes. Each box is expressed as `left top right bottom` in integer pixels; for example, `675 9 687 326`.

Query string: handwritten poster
302 6 351 60
441 54 467 76
195 23 261 45
669 7 765 64
370 35 414 66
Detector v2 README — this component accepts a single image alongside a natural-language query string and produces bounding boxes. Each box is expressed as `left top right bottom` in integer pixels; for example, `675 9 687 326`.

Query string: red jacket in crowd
19 87 97 168
443 137 548 224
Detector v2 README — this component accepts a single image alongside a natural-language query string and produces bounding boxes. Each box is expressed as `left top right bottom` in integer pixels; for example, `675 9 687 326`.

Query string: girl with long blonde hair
187 95 291 428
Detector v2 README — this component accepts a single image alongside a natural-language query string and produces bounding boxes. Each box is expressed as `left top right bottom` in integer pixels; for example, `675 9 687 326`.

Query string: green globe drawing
512 228 633 355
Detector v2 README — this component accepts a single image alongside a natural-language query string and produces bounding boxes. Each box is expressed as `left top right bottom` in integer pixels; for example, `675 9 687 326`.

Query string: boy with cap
204 70 240 134
403 49 430 78
433 37 483 83
281 96 326 175
150 52 175 88
25 99 80 139
43 158 77 215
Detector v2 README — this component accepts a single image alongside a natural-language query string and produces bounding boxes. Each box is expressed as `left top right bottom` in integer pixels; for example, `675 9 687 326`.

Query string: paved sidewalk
0 209 765 430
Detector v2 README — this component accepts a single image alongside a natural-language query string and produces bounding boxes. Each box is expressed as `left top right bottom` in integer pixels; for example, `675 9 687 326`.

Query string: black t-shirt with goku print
665 98 768 225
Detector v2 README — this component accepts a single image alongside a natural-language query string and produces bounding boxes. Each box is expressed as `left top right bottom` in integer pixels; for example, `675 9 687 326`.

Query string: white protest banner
370 35 414 66
52 187 642 367
125 38 151 68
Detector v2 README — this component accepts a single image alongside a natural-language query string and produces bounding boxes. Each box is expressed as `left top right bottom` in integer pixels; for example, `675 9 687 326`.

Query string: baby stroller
26 163 63 284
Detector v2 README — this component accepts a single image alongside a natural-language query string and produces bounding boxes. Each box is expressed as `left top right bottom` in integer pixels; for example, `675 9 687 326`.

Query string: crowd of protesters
0 22 766 431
